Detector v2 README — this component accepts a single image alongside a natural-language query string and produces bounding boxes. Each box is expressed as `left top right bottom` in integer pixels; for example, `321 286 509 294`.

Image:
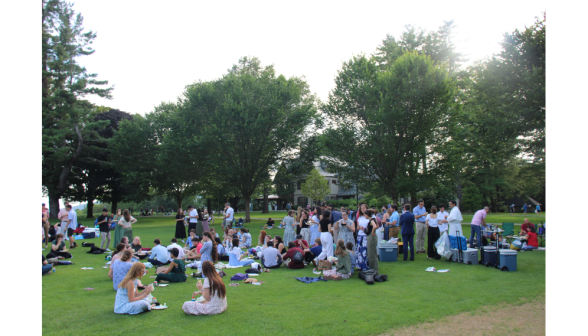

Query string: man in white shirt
261 241 282 268
167 238 185 259
65 204 78 248
57 202 70 235
148 239 170 266
187 205 198 233
447 200 464 237
222 203 234 230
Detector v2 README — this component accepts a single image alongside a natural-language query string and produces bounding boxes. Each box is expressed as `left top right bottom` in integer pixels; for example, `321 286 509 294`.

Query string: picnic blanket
294 276 327 284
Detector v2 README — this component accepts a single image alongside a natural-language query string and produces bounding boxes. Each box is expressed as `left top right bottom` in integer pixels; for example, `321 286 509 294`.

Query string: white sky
70 0 546 115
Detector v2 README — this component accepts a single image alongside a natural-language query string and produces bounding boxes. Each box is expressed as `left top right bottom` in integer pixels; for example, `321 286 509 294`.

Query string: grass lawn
42 216 545 335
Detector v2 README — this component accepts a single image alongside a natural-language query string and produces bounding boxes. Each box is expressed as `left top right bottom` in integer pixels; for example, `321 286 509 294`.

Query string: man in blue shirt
523 203 528 214
413 199 428 254
385 204 400 240
399 204 415 261
148 239 171 266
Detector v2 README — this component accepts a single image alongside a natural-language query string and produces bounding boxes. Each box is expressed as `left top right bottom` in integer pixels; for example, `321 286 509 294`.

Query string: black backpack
87 246 106 254
292 250 304 264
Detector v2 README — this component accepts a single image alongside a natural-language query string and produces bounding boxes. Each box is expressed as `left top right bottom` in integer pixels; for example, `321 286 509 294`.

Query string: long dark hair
203 231 218 263
112 243 126 257
274 235 284 252
202 260 226 299
123 209 131 222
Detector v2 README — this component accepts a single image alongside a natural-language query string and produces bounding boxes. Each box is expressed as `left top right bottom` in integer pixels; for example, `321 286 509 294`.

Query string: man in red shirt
519 218 535 235
281 241 305 269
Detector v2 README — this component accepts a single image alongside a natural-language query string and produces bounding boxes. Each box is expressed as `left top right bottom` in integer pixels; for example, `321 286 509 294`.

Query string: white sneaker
105 249 112 252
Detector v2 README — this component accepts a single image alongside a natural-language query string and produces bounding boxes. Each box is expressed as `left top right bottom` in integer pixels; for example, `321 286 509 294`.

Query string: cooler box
462 248 478 265
378 243 398 262
483 246 497 267
450 248 462 262
82 232 96 239
498 249 518 271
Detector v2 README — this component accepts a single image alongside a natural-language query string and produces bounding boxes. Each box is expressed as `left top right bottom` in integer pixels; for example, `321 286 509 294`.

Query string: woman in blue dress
114 263 153 315
282 210 296 247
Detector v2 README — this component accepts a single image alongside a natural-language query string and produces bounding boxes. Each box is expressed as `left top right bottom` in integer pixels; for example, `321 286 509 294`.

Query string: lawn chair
537 221 546 247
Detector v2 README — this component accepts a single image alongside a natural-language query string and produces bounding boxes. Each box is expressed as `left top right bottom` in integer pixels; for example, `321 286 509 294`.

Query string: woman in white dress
182 261 227 316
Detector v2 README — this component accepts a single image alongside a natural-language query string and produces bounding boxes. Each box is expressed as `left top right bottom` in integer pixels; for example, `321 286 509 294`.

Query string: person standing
175 208 187 242
363 209 380 273
522 203 528 215
355 203 369 270
286 202 292 212
196 208 205 238
470 207 489 248
388 205 400 239
201 209 211 233
299 210 311 244
536 204 541 215
187 205 199 233
222 203 233 230
118 210 137 244
413 199 428 254
97 208 112 251
447 200 464 237
510 203 515 215
65 204 78 248
399 204 415 261
330 207 343 243
334 208 355 250
57 202 70 236
425 206 441 259
316 210 334 260
282 210 296 246
111 209 123 250
42 204 50 247
437 204 449 233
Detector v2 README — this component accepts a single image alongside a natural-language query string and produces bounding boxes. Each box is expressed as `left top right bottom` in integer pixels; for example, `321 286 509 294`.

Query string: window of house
332 180 337 185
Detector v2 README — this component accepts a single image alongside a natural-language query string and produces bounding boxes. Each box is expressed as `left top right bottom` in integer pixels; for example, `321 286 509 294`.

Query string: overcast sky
71 0 545 115
42 0 545 207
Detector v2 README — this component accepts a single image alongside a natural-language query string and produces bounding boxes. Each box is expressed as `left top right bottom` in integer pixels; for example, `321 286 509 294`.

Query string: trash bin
497 249 517 271
378 243 398 262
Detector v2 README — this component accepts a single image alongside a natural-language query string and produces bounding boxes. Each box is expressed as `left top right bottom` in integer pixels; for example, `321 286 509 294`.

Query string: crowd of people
42 199 541 316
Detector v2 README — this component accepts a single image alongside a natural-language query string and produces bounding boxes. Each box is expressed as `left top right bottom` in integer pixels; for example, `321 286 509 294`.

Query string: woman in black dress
175 208 187 241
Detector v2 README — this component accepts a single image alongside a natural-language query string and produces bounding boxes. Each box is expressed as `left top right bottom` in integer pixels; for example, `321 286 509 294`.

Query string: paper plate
152 305 168 310
157 284 169 287
81 267 94 270
248 274 259 277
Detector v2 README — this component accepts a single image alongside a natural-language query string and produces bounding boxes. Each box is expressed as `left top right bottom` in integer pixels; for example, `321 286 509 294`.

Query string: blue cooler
378 243 398 262
497 249 517 271
482 246 497 267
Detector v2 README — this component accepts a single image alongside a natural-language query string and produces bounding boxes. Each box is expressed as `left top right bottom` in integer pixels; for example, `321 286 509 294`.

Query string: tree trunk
410 192 417 208
230 196 240 213
262 188 269 213
111 201 119 214
207 198 212 213
173 192 183 210
244 195 251 223
86 196 95 218
456 171 463 209
49 190 61 219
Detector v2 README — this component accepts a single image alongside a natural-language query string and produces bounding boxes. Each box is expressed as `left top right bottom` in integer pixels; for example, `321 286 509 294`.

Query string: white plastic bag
435 232 448 255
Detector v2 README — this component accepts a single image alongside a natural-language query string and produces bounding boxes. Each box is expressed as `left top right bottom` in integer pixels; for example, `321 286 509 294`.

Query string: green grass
43 217 545 335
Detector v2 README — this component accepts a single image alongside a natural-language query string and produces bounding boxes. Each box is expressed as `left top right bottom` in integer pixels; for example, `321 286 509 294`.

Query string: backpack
292 250 304 264
87 246 106 254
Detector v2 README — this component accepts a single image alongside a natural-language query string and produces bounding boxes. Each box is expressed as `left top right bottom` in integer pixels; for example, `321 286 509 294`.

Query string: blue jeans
42 264 53 275
470 225 482 247
521 245 537 251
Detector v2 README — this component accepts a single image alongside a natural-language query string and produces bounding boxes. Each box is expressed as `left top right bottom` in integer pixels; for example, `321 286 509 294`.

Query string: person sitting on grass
110 250 146 290
210 227 219 238
237 217 244 228
519 218 536 236
186 232 217 263
130 236 142 252
114 262 154 315
110 243 127 265
185 237 203 260
281 241 305 269
155 248 187 283
46 234 72 259
521 226 539 251
215 237 227 257
223 228 234 249
42 255 53 275
239 228 252 248
228 238 255 267
346 241 356 275
258 230 267 246
167 238 185 259
303 238 322 267
184 229 198 251
263 218 275 230
261 241 282 269
274 236 286 254
148 239 170 266
323 239 352 280
182 260 227 316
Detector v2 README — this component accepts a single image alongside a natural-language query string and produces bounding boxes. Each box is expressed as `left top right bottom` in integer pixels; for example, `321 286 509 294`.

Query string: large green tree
321 52 457 202
182 57 317 222
42 0 112 217
301 168 330 205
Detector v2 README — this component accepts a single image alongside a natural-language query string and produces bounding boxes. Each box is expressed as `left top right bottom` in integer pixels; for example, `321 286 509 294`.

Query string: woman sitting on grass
258 230 267 246
239 228 252 248
114 262 153 315
130 236 142 252
155 248 187 283
228 238 255 267
521 226 539 251
182 260 227 316
110 243 126 265
110 250 146 290
223 228 234 248
46 234 72 259
323 239 352 280
274 235 286 254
